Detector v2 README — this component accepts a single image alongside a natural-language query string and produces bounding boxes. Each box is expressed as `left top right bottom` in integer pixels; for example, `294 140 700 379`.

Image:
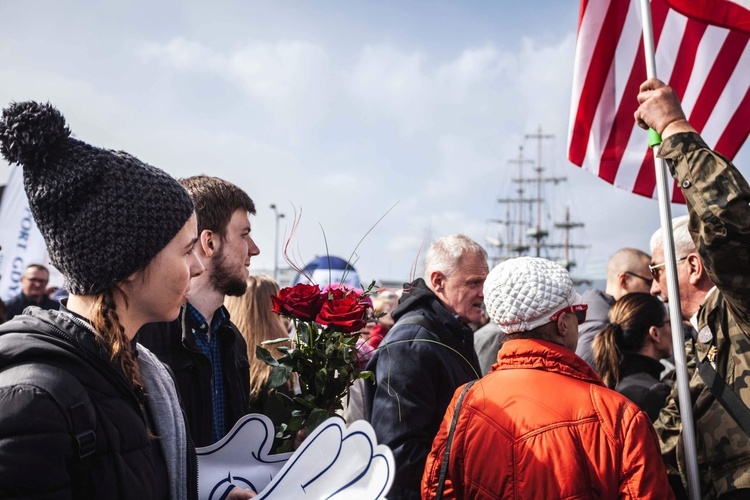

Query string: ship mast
489 127 588 283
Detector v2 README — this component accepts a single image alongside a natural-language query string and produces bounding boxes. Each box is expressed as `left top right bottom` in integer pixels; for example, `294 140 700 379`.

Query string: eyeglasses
624 271 653 287
549 303 588 323
23 277 48 284
649 256 687 280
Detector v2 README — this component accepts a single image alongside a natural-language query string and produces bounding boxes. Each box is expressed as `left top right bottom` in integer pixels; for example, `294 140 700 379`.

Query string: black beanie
0 101 194 295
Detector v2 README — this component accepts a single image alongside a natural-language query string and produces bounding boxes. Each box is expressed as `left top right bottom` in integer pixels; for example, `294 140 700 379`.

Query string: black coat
138 306 250 447
4 292 60 321
365 279 481 500
0 307 196 499
616 353 671 421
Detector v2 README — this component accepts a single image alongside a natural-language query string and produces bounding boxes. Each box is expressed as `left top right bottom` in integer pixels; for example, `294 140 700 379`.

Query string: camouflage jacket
654 132 750 498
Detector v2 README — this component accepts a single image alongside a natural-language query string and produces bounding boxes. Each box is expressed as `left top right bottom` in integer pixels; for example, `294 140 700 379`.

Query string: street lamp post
269 204 285 282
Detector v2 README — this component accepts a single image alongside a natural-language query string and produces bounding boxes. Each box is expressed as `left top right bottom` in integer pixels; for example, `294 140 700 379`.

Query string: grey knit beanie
483 257 581 334
0 101 194 295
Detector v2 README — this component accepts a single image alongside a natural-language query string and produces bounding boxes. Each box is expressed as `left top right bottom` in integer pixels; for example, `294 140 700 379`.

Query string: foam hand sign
257 418 394 499
197 415 394 499
196 414 293 498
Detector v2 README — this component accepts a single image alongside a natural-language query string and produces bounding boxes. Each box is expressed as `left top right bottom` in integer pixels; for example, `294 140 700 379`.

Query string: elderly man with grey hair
365 234 487 500
649 214 713 321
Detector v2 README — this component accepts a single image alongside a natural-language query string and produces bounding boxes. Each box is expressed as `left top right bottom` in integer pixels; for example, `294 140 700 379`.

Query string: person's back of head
605 248 652 300
593 292 671 388
422 234 489 324
484 257 585 352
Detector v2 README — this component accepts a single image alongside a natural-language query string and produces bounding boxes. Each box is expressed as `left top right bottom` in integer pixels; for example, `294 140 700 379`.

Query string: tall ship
487 126 591 287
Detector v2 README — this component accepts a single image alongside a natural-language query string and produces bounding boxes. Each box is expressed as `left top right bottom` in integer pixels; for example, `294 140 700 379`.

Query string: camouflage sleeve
659 132 750 332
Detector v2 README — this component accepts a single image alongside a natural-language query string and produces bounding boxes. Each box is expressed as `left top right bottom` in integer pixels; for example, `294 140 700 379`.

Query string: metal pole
640 1 700 497
269 204 285 283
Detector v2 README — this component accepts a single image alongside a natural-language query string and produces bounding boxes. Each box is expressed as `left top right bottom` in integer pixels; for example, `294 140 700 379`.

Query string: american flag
568 0 750 203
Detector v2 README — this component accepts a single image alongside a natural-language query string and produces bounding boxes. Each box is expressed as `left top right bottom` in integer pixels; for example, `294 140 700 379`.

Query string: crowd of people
0 76 747 499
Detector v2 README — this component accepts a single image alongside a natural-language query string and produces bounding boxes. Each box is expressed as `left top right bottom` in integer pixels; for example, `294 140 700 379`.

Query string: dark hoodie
0 307 197 499
365 278 480 500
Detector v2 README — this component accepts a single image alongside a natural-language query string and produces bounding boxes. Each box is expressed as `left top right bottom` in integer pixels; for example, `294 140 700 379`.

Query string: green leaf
274 391 295 411
304 408 330 434
255 345 279 367
294 394 318 410
358 370 373 380
268 364 293 389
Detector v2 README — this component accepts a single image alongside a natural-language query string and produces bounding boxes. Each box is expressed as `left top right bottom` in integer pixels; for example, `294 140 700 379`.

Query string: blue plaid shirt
186 303 227 443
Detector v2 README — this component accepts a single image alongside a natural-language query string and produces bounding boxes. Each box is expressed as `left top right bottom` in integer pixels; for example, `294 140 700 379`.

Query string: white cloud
139 37 225 70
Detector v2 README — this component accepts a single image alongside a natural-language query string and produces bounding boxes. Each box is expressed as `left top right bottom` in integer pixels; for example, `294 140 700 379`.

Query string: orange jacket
422 339 674 499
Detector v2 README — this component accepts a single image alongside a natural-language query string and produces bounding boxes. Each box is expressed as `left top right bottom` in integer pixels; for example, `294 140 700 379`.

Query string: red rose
271 283 324 321
316 296 370 333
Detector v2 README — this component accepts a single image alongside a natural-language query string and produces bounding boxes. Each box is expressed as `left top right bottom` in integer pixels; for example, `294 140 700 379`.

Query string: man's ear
616 272 629 292
199 229 218 257
686 253 704 285
430 270 446 293
555 314 570 339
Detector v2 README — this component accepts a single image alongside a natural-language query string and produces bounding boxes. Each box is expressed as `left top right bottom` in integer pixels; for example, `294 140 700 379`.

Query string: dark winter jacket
616 353 671 421
364 278 480 500
139 305 250 447
4 291 60 321
0 307 197 499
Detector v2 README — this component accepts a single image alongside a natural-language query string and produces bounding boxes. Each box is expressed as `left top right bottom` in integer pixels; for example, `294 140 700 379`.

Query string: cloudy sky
1 0 747 286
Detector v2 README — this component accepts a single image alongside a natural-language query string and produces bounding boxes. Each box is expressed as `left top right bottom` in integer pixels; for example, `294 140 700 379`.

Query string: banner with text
0 166 50 301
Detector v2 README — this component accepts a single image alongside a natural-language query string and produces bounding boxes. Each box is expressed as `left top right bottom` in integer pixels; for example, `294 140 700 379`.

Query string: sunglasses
549 303 588 323
624 271 653 287
649 256 687 280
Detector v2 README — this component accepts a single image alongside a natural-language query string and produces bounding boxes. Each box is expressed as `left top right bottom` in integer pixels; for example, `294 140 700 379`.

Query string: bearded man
140 176 259 447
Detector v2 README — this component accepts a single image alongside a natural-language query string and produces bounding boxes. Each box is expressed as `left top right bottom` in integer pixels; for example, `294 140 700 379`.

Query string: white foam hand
256 418 394 499
196 414 293 499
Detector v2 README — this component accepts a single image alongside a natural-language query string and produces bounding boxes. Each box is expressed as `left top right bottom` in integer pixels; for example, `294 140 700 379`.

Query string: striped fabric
568 0 750 202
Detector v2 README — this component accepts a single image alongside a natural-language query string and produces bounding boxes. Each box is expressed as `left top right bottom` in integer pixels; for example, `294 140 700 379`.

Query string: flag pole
639 1 700 497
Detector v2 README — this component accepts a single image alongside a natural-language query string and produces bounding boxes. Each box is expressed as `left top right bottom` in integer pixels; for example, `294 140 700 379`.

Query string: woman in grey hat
0 102 253 499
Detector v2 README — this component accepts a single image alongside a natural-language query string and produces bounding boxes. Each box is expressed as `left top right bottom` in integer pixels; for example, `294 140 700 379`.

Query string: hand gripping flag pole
639 1 700 497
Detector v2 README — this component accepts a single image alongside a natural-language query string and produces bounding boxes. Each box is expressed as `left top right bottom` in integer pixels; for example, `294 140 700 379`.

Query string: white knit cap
483 256 581 334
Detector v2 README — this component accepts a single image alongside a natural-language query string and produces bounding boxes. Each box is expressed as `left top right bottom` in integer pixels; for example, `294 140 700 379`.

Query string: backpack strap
697 357 750 437
0 362 97 493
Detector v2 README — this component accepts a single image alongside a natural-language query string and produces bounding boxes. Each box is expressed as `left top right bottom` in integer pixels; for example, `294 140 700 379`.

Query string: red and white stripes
568 0 750 202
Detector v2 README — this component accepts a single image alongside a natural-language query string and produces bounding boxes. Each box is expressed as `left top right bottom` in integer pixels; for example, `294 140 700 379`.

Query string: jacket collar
494 338 604 386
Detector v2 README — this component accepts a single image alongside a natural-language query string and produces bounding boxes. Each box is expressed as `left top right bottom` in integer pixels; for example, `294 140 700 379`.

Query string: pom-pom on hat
0 101 194 295
483 256 581 334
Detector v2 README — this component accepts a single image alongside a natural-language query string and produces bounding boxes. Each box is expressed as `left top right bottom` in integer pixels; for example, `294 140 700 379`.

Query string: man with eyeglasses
4 264 60 321
637 77 750 499
576 248 653 370
648 215 713 323
422 256 671 499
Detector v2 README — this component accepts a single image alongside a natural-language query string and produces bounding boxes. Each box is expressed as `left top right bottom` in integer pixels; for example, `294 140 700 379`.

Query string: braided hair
89 286 144 395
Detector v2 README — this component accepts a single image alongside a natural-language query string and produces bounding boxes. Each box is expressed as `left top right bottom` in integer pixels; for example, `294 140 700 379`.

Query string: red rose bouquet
260 280 375 451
